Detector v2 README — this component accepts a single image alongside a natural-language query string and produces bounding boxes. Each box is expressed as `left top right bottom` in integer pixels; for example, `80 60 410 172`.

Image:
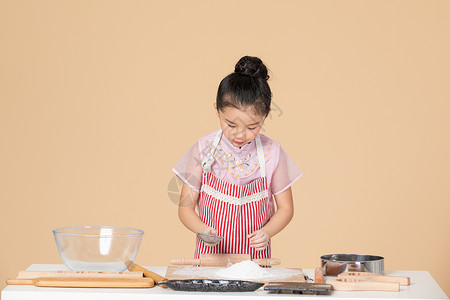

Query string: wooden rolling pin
170 253 281 267
6 277 154 288
338 272 410 286
16 270 144 279
327 278 400 292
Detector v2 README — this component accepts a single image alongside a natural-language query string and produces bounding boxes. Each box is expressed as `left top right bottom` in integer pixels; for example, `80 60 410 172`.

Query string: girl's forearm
260 206 293 238
178 182 207 234
178 206 208 233
260 187 294 238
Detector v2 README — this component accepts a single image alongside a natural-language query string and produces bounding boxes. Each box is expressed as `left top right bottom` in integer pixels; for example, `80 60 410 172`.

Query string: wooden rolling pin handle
402 277 410 286
315 267 325 283
169 258 201 266
252 258 281 266
6 278 35 285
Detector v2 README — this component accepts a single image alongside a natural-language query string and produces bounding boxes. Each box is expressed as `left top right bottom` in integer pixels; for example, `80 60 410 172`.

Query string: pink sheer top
172 130 302 196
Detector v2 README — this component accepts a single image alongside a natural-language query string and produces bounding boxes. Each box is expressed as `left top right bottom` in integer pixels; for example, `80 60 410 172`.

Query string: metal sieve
197 232 223 245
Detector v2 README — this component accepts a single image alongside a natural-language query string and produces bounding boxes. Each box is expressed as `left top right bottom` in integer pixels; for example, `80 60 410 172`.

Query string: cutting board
165 266 305 283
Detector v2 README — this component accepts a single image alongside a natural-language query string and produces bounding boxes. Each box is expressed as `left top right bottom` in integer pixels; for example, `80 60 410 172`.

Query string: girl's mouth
234 140 244 146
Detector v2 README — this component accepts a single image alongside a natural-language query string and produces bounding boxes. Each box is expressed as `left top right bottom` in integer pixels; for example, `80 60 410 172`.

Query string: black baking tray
264 282 331 295
158 279 264 292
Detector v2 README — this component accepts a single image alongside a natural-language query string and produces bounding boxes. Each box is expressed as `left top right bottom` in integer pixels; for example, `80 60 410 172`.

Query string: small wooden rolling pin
6 277 154 288
338 272 410 286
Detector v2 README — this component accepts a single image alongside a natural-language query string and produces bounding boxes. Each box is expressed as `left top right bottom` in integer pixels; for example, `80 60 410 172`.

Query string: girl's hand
203 226 217 235
202 226 218 247
247 230 269 251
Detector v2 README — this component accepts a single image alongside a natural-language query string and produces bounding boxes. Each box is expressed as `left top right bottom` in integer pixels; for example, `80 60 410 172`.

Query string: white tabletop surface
2 264 448 300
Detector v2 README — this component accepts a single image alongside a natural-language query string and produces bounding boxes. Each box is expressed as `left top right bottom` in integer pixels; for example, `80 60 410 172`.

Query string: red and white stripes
195 172 274 259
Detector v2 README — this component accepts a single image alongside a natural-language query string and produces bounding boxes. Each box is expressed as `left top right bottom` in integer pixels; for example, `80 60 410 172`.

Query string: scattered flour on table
216 260 273 280
172 266 218 278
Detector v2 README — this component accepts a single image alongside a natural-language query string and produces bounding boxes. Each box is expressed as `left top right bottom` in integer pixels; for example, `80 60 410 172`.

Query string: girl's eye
227 124 236 128
248 127 256 130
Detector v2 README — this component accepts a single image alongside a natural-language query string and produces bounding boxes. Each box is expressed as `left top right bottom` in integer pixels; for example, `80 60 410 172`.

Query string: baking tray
264 282 331 295
158 279 264 292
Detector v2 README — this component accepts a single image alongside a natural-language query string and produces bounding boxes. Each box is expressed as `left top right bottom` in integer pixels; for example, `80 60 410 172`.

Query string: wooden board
7 277 155 288
165 266 305 283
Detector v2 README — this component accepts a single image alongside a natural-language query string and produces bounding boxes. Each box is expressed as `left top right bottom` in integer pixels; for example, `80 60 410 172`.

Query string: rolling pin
338 272 410 286
170 253 281 267
327 278 400 292
6 277 154 288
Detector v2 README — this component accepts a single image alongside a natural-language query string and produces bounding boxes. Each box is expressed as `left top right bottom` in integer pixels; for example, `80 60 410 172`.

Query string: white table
2 264 448 299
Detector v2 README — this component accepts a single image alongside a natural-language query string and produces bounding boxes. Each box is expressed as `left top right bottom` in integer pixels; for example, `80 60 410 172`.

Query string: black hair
216 56 272 117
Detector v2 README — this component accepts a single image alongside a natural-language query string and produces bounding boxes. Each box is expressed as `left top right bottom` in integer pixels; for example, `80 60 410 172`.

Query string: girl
173 56 302 259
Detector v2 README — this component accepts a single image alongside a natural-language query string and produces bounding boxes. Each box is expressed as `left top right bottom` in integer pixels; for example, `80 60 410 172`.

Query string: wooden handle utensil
338 272 410 286
6 277 154 288
314 267 325 283
327 278 400 292
170 254 280 267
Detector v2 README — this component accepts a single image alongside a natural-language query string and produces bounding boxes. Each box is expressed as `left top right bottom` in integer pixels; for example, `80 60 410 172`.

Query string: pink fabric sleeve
172 142 203 193
270 147 303 195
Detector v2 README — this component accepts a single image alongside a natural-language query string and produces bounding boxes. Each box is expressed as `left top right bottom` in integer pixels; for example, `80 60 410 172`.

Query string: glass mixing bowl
53 226 144 271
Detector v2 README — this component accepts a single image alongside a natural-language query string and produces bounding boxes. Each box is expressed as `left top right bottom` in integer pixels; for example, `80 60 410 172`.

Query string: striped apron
195 129 274 259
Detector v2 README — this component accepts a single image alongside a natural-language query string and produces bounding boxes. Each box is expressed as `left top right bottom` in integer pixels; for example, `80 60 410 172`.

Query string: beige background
1 0 449 296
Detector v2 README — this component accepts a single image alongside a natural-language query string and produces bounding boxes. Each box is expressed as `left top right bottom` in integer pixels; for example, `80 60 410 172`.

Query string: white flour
215 260 274 280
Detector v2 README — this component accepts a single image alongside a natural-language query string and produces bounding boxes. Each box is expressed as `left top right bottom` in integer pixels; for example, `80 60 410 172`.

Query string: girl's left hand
247 230 269 251
202 226 218 247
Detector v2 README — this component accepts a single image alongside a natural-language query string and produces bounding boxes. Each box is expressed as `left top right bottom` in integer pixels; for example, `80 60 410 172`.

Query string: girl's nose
236 128 245 139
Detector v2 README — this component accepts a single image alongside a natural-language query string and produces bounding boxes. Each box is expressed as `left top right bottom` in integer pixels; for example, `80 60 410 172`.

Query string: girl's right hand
203 226 217 235
202 227 218 247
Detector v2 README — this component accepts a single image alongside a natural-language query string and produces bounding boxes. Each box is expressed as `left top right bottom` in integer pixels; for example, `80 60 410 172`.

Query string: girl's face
217 106 265 147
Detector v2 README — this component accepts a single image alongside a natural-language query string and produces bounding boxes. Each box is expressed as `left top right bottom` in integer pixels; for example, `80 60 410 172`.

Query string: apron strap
255 135 266 178
201 129 222 173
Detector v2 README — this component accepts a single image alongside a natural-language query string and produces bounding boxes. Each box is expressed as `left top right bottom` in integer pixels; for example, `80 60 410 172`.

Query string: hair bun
234 56 269 80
